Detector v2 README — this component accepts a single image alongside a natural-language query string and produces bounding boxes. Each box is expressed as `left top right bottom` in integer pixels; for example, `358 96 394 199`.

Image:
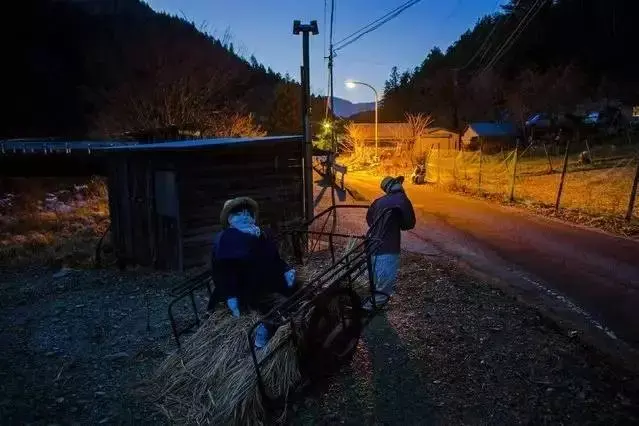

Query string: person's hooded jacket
366 176 416 254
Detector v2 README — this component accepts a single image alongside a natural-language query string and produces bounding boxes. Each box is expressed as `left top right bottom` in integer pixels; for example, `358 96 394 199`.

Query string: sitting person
208 197 297 348
411 164 426 184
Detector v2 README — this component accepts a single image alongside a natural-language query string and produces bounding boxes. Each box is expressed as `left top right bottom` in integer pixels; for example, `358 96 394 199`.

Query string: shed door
128 163 154 266
154 170 181 270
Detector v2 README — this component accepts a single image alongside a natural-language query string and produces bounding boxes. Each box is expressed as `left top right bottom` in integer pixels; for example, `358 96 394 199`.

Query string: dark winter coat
210 228 293 313
366 188 416 254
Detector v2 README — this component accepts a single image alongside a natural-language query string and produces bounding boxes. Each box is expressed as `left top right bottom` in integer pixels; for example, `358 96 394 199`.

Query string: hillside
2 0 287 139
329 97 375 118
382 0 639 128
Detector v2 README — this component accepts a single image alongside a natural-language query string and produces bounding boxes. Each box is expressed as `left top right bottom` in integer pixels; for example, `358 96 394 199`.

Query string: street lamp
345 80 379 159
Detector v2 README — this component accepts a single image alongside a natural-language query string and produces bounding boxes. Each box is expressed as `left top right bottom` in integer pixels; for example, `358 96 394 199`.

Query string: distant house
348 123 459 152
462 122 517 152
414 127 460 154
347 122 411 148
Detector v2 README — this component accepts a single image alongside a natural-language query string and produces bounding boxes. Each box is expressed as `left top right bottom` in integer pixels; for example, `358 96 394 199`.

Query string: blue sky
145 0 503 103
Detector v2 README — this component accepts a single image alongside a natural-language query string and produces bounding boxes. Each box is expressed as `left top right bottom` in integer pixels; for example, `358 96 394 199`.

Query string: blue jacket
366 188 415 254
211 228 290 309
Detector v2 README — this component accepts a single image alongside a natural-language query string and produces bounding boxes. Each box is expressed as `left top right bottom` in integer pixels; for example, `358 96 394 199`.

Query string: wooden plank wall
105 139 304 271
106 155 179 269
176 142 304 269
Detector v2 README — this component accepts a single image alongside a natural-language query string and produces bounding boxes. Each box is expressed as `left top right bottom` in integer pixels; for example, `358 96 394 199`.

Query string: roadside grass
341 145 639 237
0 177 110 268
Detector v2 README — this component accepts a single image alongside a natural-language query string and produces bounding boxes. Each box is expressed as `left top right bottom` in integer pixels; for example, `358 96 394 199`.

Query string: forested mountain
382 0 639 129
2 0 302 139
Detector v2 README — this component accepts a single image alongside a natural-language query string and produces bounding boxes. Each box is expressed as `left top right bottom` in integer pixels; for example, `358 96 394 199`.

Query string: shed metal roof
95 136 302 152
0 139 136 155
467 122 517 137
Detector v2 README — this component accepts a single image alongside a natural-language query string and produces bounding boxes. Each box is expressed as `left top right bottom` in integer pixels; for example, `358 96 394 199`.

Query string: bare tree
92 27 250 137
393 113 434 155
208 112 266 137
343 122 367 158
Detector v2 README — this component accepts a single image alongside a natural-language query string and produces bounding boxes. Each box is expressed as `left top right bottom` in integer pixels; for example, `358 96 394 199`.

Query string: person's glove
284 269 296 288
226 297 240 317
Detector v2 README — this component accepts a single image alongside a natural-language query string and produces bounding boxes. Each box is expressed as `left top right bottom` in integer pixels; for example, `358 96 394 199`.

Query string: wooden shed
462 122 517 153
98 136 305 271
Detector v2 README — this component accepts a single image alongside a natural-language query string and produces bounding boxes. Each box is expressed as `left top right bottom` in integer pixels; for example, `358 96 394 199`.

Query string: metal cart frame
246 204 393 406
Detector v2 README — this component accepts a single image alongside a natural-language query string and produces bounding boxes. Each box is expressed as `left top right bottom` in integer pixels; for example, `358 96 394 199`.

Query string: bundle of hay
150 239 365 424
151 312 300 425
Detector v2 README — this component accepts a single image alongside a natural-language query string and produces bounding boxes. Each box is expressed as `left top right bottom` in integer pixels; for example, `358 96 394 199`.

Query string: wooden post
478 137 484 192
509 139 520 201
542 140 553 173
626 158 639 221
555 137 572 212
585 138 593 164
437 142 441 183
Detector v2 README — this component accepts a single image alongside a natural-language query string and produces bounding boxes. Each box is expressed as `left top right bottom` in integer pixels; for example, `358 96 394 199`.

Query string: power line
460 0 518 71
334 0 418 47
334 0 421 52
333 0 424 53
480 0 546 74
459 14 501 70
443 0 463 21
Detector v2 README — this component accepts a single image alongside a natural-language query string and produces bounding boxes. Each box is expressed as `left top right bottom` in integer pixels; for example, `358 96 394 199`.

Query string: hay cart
167 204 392 408
246 204 392 407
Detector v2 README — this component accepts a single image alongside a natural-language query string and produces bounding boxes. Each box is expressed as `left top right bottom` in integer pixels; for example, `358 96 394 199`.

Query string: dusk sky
145 0 503 103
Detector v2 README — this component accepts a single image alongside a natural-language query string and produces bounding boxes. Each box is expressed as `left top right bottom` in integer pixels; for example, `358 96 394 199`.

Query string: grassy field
0 177 110 268
342 143 639 224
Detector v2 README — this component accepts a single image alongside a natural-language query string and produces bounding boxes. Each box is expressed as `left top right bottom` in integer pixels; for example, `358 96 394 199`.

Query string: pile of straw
150 240 364 425
151 312 300 425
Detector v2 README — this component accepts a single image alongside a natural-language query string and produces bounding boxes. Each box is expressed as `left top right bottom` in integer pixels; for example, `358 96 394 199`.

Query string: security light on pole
345 80 379 160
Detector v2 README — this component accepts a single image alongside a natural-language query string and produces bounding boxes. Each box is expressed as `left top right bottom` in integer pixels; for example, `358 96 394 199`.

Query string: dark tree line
381 0 639 129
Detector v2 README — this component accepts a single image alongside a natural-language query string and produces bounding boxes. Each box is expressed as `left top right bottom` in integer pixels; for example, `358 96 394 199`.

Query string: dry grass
149 311 300 425
517 165 637 216
0 177 110 267
346 144 639 235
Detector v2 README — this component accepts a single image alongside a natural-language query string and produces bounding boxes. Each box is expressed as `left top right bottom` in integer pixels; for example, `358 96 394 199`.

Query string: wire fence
421 141 639 220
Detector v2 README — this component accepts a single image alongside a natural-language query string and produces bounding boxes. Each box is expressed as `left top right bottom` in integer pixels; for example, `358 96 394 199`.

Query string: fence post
509 139 520 201
542 141 553 173
626 157 639 221
437 142 441 183
585 138 593 164
555 137 572 212
478 137 484 192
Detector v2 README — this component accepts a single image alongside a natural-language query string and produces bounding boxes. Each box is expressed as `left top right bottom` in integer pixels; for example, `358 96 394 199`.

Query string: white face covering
228 209 261 237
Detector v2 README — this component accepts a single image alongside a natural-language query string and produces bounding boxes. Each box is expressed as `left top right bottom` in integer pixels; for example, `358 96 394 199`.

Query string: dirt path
294 254 639 425
342 172 639 357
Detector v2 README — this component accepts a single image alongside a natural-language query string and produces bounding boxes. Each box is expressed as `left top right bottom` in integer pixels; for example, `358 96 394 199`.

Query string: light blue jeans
372 254 400 303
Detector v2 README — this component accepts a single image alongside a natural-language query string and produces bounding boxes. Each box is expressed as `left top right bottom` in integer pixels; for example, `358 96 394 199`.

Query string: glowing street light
345 80 379 159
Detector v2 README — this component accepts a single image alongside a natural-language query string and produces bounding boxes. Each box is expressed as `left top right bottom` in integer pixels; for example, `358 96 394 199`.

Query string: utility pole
294 20 319 222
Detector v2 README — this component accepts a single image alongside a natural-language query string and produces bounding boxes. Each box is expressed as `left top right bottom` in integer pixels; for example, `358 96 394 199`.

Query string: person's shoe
361 296 390 312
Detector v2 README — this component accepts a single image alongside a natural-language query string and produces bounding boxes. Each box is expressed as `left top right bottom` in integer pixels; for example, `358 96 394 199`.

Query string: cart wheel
299 286 363 380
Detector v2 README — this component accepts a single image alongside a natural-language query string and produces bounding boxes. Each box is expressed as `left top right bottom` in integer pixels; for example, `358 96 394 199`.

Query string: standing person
364 176 415 310
208 197 297 348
